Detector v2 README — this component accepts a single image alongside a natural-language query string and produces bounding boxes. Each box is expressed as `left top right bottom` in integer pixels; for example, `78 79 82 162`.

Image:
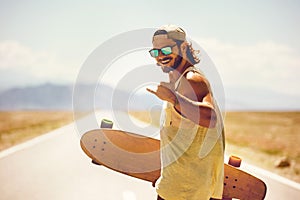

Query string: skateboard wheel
100 119 113 128
228 155 242 167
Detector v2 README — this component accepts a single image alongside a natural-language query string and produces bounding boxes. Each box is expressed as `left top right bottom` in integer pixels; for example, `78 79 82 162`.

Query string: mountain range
0 83 299 111
0 83 162 111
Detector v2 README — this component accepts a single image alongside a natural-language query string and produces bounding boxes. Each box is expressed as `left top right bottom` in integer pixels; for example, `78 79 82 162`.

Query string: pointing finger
146 87 156 95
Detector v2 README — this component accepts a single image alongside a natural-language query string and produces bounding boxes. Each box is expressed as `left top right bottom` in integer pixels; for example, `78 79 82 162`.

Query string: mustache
158 56 172 62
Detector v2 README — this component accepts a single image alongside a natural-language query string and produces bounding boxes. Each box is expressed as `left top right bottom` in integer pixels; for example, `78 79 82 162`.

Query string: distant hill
0 83 162 111
0 83 299 111
0 83 73 110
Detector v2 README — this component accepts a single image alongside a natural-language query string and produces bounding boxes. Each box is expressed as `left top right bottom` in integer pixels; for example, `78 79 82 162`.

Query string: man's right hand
146 71 178 105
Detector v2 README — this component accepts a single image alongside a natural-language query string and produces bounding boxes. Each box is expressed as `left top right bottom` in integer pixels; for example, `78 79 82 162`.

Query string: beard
161 55 182 73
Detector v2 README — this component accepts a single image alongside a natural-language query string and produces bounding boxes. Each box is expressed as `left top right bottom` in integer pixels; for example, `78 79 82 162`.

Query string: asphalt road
0 112 157 200
1 111 300 200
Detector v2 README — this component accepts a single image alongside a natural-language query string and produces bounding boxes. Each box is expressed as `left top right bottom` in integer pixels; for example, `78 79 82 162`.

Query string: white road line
122 190 137 200
242 161 300 191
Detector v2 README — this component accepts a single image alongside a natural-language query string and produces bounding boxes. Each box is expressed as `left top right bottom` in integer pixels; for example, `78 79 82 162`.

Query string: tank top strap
174 66 202 91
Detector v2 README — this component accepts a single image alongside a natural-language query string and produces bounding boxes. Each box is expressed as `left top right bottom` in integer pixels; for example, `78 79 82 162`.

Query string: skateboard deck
80 128 267 199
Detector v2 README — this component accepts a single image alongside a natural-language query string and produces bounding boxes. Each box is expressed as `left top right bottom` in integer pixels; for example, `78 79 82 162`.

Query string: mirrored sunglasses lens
161 47 172 55
150 49 159 57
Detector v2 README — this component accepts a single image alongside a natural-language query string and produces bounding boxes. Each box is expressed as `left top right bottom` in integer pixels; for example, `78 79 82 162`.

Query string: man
147 25 225 200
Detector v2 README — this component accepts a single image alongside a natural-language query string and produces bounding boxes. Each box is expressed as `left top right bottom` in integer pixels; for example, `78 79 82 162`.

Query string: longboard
80 128 267 199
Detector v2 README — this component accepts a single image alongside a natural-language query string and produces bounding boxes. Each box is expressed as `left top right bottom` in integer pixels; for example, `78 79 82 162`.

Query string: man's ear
180 41 188 58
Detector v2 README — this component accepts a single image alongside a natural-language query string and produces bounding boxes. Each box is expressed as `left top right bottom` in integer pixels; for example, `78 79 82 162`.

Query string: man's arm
147 71 217 128
174 70 217 128
172 91 217 128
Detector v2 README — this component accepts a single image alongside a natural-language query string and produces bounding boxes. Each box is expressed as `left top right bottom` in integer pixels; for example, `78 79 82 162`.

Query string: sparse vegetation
0 111 73 151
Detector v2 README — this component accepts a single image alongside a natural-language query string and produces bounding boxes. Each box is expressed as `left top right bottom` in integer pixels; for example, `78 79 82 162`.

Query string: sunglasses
149 44 177 58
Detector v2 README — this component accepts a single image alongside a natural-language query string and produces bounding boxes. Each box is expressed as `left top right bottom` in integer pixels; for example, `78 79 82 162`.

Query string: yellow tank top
156 67 225 200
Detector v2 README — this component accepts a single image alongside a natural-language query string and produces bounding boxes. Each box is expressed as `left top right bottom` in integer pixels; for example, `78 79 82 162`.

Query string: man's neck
172 61 193 82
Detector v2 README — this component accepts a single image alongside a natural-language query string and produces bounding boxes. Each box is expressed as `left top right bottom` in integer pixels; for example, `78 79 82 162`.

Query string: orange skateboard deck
80 128 267 199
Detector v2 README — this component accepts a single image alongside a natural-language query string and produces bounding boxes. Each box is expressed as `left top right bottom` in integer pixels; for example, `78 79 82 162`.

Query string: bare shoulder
180 70 210 101
185 71 208 85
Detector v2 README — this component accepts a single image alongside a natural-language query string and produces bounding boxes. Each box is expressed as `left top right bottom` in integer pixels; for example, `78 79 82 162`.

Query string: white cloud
0 40 78 87
197 38 300 96
0 40 33 69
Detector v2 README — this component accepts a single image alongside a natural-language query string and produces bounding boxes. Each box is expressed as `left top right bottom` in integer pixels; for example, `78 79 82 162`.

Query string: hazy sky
0 0 299 109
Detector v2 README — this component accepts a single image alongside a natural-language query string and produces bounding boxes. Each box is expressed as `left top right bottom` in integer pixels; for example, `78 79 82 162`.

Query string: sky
0 0 299 110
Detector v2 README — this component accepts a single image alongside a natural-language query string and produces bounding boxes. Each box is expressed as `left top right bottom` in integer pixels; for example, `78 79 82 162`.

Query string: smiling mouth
159 57 172 65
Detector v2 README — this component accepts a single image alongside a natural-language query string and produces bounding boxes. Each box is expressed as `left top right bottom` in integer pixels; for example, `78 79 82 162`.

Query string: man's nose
157 50 166 58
